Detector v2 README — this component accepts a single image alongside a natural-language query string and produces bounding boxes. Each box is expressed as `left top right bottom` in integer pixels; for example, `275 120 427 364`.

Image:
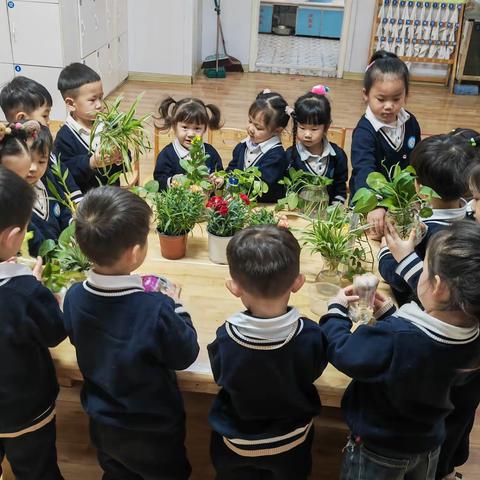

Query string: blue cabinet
296 7 343 39
259 4 274 33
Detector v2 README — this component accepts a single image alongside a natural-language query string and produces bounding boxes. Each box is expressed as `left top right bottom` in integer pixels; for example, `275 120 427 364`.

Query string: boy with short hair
0 76 83 204
54 63 122 192
208 225 327 479
63 186 198 479
0 165 66 480
378 134 478 303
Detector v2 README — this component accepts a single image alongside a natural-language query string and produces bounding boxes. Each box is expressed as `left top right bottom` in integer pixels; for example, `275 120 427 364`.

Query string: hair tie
10 120 41 139
0 123 12 142
262 88 271 94
365 61 375 72
470 137 478 148
311 85 330 95
285 106 295 117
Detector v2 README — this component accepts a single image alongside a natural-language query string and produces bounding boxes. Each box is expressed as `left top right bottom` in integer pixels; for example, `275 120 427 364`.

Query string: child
321 220 480 480
53 63 122 193
0 122 33 180
378 134 476 304
287 85 348 204
0 76 83 204
63 186 199 479
153 96 223 190
227 90 290 203
351 50 421 237
0 165 66 480
208 225 327 479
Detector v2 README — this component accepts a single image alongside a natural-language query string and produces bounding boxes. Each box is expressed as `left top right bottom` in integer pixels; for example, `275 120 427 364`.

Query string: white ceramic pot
208 232 233 265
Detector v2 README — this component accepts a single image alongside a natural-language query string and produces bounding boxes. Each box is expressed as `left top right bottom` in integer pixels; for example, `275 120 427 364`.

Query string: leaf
419 206 433 218
144 180 159 193
39 239 57 259
287 192 299 210
419 186 441 199
58 223 76 247
352 189 378 213
366 172 388 191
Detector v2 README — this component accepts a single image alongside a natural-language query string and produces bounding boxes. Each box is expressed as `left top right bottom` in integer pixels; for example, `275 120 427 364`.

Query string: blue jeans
341 437 440 480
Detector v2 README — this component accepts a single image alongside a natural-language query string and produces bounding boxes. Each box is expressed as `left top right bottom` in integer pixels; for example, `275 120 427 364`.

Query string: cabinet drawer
296 8 322 37
321 10 343 39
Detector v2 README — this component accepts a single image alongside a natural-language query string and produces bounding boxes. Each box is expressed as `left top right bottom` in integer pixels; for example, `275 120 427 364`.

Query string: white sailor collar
395 302 479 345
87 270 144 291
173 138 193 159
424 199 467 222
0 262 34 280
365 106 410 132
296 138 336 162
227 306 302 341
65 113 91 137
245 135 281 154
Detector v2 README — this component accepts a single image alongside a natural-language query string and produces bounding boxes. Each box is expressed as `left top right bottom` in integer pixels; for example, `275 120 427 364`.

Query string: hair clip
285 106 295 116
0 123 12 140
470 137 478 148
311 85 330 95
11 120 41 138
262 88 272 94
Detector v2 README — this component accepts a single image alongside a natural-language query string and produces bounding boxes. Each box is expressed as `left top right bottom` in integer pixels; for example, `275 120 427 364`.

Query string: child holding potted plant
153 96 223 190
286 86 348 205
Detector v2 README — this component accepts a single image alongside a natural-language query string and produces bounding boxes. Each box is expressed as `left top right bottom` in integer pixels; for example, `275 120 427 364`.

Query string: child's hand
90 148 122 169
164 282 182 302
277 215 289 229
32 256 43 282
331 285 359 307
383 221 415 262
367 208 386 240
210 174 224 189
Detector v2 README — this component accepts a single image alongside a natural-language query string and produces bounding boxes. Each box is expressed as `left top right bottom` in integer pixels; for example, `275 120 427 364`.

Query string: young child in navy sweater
227 90 290 203
0 75 83 203
0 166 66 480
53 63 122 193
321 220 480 480
63 186 199 480
286 85 348 205
208 225 328 479
379 134 477 305
153 96 223 190
351 50 421 238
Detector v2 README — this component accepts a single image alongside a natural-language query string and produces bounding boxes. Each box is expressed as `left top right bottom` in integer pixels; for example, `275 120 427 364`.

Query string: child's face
28 102 52 127
174 121 206 150
471 187 480 223
363 77 406 124
26 148 49 185
296 123 327 151
0 150 31 180
247 113 278 145
67 81 104 127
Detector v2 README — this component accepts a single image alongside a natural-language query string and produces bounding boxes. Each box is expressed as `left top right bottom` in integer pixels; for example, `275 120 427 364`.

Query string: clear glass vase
386 210 422 240
299 185 329 219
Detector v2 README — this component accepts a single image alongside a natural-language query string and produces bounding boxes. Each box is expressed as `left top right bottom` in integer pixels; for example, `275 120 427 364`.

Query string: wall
127 0 198 77
201 0 254 67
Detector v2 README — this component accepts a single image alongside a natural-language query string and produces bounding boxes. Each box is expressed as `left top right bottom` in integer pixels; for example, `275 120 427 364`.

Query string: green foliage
206 194 250 237
39 223 91 293
154 184 205 236
178 136 213 191
277 168 333 212
301 204 371 274
248 207 277 227
91 94 151 183
47 156 77 216
351 164 440 224
217 167 269 201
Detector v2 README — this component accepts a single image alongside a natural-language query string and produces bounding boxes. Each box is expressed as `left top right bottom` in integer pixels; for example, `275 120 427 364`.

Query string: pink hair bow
311 85 330 95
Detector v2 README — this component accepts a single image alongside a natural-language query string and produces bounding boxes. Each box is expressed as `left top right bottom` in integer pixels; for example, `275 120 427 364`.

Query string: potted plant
206 193 250 264
277 168 333 218
351 164 439 239
154 183 205 260
301 204 372 286
91 94 151 185
178 135 215 192
217 166 269 201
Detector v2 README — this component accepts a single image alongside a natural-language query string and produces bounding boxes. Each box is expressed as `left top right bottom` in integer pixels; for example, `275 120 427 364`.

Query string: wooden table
51 217 388 408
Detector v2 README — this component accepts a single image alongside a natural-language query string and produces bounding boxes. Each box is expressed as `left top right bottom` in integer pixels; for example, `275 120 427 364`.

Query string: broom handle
214 0 228 57
215 13 220 71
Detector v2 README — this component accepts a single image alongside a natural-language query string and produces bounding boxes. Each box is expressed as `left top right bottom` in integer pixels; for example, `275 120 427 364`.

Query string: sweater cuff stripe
378 246 391 262
327 302 349 317
395 252 422 277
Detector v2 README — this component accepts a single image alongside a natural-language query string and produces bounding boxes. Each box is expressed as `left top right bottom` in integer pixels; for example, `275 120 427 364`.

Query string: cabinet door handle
11 23 16 43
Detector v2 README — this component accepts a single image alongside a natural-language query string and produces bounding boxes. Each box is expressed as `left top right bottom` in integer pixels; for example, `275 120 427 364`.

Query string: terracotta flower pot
157 231 188 260
208 232 233 265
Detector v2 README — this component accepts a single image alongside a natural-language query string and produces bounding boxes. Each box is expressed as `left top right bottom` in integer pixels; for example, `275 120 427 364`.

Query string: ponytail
205 103 222 130
154 96 178 131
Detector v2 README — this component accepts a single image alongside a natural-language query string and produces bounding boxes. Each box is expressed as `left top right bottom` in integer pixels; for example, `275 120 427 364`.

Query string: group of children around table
0 49 480 480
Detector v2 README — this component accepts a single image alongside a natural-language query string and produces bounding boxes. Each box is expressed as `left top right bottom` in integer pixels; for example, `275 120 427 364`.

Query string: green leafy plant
91 94 151 184
46 157 77 216
301 204 372 279
39 223 91 293
177 135 214 191
154 184 205 236
217 166 269 201
352 164 440 237
206 193 250 237
277 168 333 213
248 207 277 227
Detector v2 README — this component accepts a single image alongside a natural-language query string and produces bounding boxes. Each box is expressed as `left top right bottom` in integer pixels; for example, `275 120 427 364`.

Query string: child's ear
226 278 242 298
64 97 76 113
1 226 23 251
130 243 146 264
14 111 28 122
291 274 305 293
432 274 450 304
362 88 368 102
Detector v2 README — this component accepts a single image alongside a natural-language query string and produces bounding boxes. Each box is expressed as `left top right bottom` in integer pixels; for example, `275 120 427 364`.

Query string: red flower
218 205 229 216
206 196 223 209
239 193 250 205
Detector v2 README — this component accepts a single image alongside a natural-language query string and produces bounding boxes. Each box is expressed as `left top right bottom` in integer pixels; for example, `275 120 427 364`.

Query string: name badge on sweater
53 203 61 217
407 136 416 149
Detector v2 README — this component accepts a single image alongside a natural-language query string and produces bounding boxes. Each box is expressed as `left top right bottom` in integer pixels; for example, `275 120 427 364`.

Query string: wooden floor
3 72 480 479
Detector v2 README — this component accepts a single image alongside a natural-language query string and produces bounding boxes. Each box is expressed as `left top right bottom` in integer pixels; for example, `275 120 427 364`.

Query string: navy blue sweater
153 142 223 191
63 275 199 432
28 169 72 257
227 141 288 203
321 301 480 454
286 142 348 204
208 308 327 455
53 125 121 192
0 264 66 434
349 112 421 197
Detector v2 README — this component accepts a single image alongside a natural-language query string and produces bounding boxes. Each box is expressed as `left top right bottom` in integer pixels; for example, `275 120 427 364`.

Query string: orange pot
158 231 188 260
